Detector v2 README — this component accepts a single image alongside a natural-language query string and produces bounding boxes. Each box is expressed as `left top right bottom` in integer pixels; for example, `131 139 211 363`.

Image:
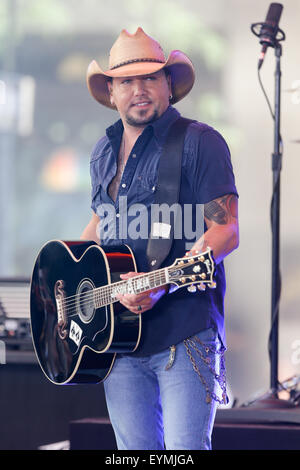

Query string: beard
125 107 159 127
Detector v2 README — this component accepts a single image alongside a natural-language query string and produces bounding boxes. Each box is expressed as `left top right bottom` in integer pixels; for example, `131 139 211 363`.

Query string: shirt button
121 183 126 188
132 153 137 158
116 213 120 218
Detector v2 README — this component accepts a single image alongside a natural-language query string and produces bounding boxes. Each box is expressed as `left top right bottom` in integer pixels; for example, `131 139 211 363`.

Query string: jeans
103 327 224 450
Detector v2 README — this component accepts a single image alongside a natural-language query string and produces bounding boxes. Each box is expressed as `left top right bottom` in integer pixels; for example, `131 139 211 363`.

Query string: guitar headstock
167 248 216 292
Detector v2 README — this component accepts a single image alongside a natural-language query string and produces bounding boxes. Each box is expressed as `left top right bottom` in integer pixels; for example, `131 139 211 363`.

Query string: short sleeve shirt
89 106 238 355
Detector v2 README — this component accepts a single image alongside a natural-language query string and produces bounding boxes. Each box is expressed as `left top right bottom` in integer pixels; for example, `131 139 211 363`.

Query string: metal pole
270 43 282 394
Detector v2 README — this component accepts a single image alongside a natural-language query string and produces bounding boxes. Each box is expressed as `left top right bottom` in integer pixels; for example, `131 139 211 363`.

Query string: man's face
107 70 171 128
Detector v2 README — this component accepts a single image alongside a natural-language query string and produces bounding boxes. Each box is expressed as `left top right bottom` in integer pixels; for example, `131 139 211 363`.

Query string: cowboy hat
86 27 195 109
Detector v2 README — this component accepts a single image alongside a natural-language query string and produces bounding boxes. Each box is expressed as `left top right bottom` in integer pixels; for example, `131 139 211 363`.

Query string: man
81 27 239 450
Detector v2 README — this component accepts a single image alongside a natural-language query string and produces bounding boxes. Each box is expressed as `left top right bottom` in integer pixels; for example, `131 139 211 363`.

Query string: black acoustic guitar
30 240 216 385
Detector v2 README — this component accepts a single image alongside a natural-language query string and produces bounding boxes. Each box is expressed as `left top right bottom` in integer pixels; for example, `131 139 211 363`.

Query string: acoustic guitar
30 240 216 385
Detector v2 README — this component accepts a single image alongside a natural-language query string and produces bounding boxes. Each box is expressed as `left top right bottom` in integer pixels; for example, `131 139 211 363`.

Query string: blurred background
0 0 299 449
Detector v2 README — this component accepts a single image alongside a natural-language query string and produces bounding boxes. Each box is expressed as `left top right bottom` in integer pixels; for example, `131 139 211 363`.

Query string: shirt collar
149 106 181 142
106 106 181 145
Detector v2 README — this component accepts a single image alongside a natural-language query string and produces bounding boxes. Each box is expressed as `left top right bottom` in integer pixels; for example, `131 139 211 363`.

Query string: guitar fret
94 269 168 309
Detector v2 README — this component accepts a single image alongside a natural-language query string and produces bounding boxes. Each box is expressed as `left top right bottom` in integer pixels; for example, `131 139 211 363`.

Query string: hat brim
86 50 195 109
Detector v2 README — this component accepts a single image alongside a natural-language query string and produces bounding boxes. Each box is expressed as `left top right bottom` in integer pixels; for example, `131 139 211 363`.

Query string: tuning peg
197 283 206 291
187 284 197 293
208 281 217 289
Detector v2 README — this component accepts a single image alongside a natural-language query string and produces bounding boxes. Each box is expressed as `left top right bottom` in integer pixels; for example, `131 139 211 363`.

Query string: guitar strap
146 117 195 271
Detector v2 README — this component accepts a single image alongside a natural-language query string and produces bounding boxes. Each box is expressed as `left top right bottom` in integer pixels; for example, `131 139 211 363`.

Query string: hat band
110 57 165 70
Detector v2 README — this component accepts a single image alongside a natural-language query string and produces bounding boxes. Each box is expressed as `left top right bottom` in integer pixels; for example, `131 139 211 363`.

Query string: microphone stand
270 42 282 398
263 41 290 408
245 30 296 409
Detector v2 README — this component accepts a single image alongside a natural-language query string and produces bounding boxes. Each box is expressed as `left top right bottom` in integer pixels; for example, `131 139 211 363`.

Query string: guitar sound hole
77 279 95 323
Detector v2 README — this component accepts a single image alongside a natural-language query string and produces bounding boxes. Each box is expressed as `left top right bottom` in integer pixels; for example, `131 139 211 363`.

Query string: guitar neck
93 268 169 309
93 248 215 309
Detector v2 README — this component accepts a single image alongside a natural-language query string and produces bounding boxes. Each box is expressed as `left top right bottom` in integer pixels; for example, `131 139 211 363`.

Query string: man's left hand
116 271 168 314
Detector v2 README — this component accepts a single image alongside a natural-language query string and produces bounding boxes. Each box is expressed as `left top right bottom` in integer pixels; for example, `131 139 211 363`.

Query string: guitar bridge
55 280 67 339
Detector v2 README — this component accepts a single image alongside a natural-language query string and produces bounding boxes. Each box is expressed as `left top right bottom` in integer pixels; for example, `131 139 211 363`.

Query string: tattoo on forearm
204 194 238 225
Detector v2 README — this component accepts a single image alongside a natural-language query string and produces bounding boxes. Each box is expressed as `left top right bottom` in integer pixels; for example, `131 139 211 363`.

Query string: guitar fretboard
93 268 168 308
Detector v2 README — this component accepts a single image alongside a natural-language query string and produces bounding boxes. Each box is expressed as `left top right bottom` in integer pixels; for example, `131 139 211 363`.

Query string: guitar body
30 240 141 385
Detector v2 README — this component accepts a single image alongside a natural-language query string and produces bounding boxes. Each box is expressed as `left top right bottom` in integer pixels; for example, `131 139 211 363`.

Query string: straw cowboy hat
86 27 195 109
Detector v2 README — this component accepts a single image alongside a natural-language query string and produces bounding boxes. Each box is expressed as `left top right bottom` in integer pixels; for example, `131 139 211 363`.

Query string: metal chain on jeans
183 335 228 405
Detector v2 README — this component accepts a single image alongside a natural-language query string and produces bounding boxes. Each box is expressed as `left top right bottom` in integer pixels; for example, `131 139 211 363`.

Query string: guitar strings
57 257 208 319
59 268 169 318
60 258 204 313
61 268 167 306
61 256 201 309
60 273 166 319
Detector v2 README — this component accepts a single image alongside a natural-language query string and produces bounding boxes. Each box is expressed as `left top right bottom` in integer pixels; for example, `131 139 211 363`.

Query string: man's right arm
80 212 100 244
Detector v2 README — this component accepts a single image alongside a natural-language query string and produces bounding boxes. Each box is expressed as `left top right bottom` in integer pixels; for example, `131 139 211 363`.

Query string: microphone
251 3 284 70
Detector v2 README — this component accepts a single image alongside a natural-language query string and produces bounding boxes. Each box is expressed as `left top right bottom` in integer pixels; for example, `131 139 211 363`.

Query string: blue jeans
103 327 224 450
